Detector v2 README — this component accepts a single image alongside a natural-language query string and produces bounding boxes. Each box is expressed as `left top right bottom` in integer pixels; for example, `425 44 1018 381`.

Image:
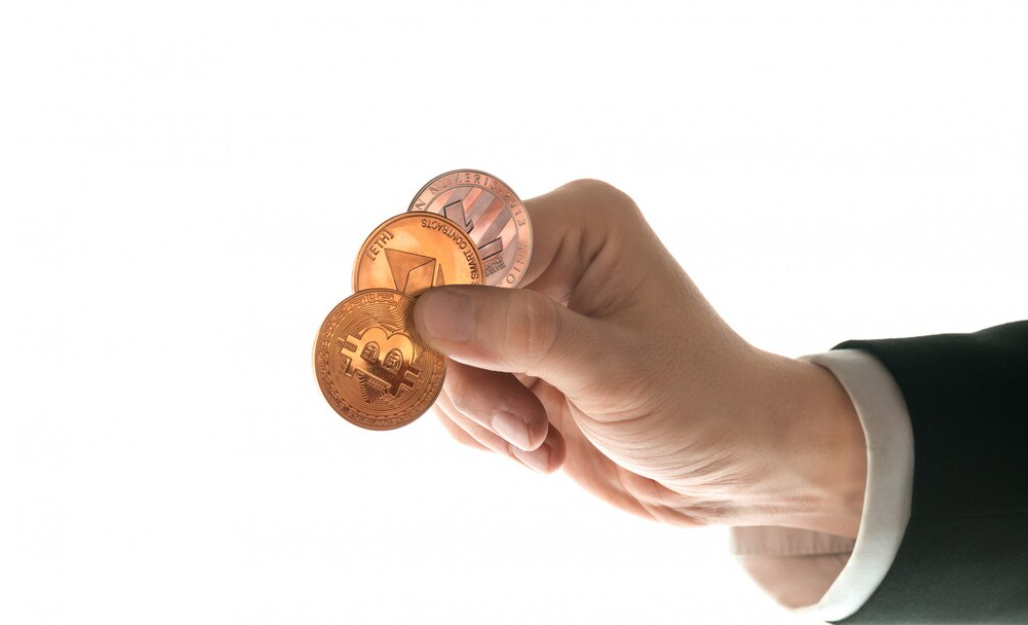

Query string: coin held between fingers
354 213 484 296
408 169 533 288
313 290 446 430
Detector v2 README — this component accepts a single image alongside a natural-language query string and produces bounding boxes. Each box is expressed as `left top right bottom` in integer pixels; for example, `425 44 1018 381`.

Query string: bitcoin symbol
338 327 422 403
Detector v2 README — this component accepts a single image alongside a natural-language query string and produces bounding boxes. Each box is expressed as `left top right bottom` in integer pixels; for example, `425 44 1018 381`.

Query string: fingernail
418 290 474 342
512 443 551 473
491 410 531 451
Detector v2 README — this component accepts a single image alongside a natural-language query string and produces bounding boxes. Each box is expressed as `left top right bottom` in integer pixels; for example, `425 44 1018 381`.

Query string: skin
413 180 868 538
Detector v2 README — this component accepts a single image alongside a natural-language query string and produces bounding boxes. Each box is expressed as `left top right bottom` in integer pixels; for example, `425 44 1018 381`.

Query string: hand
413 180 867 537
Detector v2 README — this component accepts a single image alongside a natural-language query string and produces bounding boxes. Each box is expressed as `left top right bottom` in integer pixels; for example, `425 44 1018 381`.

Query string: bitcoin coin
408 169 532 288
313 289 445 430
353 213 484 296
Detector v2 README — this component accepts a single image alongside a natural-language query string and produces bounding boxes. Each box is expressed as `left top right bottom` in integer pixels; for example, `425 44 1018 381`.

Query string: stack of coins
313 170 533 430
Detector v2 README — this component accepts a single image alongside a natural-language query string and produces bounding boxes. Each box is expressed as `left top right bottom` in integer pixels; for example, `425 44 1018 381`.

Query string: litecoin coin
353 213 484 296
313 289 445 430
408 169 532 288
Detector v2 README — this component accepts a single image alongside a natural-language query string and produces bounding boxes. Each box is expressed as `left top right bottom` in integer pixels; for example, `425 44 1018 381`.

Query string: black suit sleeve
831 321 1028 625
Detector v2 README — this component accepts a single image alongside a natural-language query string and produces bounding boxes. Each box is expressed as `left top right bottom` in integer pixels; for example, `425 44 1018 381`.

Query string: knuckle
567 177 617 195
507 291 562 366
568 178 638 211
565 179 643 232
566 177 607 189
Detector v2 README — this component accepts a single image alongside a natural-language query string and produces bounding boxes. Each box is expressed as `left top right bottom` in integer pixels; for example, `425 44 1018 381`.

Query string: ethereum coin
408 169 532 288
313 289 445 430
352 213 484 296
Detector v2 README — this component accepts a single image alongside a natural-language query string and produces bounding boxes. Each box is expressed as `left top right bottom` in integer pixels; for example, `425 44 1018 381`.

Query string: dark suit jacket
832 321 1028 624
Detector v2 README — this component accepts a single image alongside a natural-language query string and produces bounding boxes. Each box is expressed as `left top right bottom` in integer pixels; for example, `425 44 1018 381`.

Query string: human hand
413 180 867 537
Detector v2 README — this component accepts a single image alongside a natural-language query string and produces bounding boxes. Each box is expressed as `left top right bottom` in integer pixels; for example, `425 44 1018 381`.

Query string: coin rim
312 289 446 431
406 168 533 289
351 211 485 294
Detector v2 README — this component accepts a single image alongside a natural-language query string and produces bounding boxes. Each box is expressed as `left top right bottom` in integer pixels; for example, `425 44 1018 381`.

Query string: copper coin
313 289 445 430
408 169 532 288
353 213 484 296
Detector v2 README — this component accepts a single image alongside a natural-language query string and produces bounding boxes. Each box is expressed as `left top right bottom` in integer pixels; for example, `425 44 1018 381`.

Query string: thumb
413 285 616 396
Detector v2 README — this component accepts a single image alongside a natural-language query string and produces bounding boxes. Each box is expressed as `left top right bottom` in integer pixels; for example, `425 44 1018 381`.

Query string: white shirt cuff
729 349 915 622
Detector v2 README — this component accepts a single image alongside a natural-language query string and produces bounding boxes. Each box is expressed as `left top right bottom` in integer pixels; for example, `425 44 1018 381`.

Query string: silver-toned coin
408 169 532 288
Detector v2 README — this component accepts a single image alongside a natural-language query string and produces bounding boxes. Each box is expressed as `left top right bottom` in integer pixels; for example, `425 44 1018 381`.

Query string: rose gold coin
408 169 532 288
313 289 445 430
353 213 484 296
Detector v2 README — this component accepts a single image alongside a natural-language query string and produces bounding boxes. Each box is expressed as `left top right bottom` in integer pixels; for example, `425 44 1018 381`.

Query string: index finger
521 179 640 301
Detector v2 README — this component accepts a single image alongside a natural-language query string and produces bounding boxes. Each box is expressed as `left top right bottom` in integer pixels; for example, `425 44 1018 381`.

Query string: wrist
737 351 868 537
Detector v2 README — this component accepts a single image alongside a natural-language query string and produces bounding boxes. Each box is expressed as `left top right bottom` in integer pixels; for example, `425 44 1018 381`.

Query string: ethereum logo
385 249 444 295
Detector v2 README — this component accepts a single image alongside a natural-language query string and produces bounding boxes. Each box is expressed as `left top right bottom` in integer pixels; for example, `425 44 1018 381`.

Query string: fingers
434 407 488 452
414 285 621 397
512 423 566 474
434 386 567 473
519 179 643 293
443 360 549 451
434 391 512 455
413 179 644 397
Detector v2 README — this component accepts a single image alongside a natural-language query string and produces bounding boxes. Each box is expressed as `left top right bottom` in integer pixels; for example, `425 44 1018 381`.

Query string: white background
2 2 1026 623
